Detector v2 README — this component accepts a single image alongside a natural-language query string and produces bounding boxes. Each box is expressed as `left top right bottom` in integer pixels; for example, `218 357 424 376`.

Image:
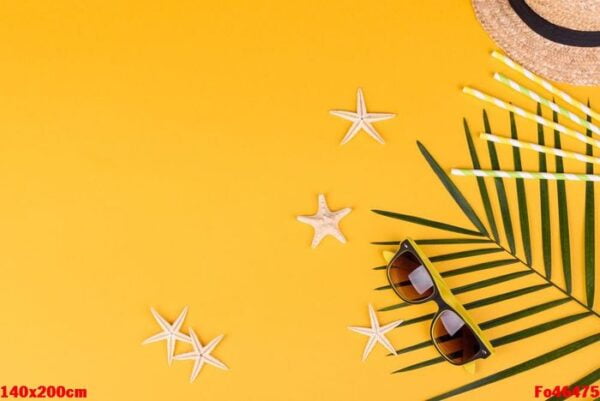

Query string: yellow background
0 1 598 400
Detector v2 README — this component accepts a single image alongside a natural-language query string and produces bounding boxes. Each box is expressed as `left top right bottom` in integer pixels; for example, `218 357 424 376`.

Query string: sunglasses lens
432 310 481 365
388 250 434 302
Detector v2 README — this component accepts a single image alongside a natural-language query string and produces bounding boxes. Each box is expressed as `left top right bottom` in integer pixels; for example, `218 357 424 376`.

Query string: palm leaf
483 110 516 254
537 103 552 278
452 270 532 294
375 258 518 291
372 110 599 399
552 109 572 293
416 238 493 245
429 247 502 262
380 283 549 313
584 101 596 308
371 238 493 245
510 111 532 265
464 283 550 308
377 302 411 312
372 257 512 271
378 270 532 311
371 210 483 236
394 338 436 356
417 141 489 236
376 140 600 314
464 118 499 241
441 258 518 277
400 313 436 326
393 297 569 355
479 298 571 330
546 366 600 400
393 356 445 373
426 333 600 401
489 312 591 346
392 324 600 376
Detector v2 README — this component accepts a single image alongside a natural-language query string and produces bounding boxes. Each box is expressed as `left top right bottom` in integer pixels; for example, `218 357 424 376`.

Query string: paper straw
480 133 600 164
491 51 600 121
494 72 600 137
463 87 600 149
451 168 600 182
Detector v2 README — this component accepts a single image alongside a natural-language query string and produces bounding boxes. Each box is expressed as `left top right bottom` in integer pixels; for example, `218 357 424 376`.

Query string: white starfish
142 306 191 365
174 328 227 382
348 304 403 361
296 193 351 248
330 88 395 145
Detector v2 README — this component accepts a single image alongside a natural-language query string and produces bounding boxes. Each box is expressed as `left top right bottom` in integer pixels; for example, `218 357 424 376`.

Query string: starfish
174 328 227 382
142 306 191 365
348 304 403 361
296 193 351 248
330 88 395 145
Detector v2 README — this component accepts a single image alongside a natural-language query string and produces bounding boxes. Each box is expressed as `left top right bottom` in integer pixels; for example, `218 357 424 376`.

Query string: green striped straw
451 168 600 182
491 51 600 121
463 87 600 149
480 133 600 164
494 72 600 137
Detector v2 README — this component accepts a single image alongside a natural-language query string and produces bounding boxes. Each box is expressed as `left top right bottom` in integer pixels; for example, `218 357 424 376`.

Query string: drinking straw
463 87 600 149
494 72 600 136
451 168 600 182
480 133 600 165
491 51 600 121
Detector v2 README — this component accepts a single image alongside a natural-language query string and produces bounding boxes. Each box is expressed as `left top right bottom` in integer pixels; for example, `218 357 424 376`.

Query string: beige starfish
297 194 351 248
330 88 395 145
348 304 403 361
142 306 191 365
174 328 227 382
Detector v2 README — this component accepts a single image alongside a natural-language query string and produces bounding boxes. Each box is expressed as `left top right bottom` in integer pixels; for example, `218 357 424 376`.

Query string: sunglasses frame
386 238 494 365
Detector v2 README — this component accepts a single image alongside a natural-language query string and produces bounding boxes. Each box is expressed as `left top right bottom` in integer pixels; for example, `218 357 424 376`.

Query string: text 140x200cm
0 385 87 398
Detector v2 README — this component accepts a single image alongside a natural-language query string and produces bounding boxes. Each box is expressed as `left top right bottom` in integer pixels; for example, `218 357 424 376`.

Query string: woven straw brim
472 0 600 86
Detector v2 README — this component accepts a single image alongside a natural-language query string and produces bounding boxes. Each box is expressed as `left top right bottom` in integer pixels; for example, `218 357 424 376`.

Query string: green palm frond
464 119 499 242
378 270 533 311
417 141 489 236
547 367 600 401
552 109 573 294
483 111 516 253
427 333 599 401
371 238 493 245
509 111 532 265
374 258 517 291
584 101 596 308
537 103 552 279
395 313 593 375
379 283 549 313
392 298 570 356
427 247 503 262
372 109 599 399
371 210 483 236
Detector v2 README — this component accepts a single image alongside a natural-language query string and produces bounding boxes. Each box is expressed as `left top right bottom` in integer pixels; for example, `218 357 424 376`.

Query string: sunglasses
386 238 494 365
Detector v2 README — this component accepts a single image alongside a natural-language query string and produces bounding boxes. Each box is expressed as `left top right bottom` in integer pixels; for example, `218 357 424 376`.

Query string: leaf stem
489 235 599 318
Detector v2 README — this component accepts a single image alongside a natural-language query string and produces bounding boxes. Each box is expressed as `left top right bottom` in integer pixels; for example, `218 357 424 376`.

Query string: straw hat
472 0 600 86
